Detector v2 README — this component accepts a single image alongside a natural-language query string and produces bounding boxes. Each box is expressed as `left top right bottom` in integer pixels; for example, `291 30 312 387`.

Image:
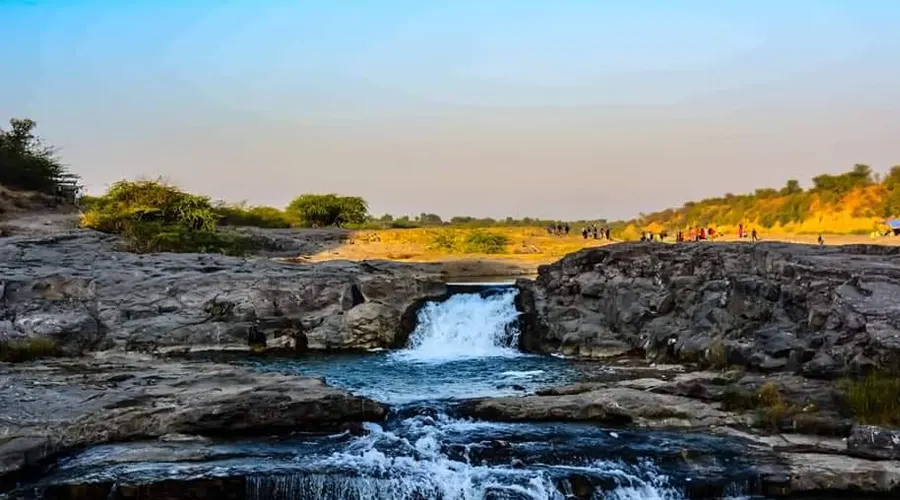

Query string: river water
20 287 768 499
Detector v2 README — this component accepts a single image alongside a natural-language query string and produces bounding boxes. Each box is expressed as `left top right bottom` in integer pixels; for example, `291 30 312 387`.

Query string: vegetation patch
0 338 62 363
704 338 729 370
623 164 900 236
426 229 510 254
720 381 809 432
839 372 900 427
214 202 291 228
81 179 257 255
428 230 459 252
286 194 368 228
462 230 510 254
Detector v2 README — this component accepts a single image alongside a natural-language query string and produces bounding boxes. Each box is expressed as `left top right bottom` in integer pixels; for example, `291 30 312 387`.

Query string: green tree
780 179 802 195
285 194 369 227
418 213 443 225
0 118 78 193
881 166 900 217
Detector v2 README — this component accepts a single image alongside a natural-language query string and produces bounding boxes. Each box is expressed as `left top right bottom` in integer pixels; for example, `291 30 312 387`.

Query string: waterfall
392 289 522 363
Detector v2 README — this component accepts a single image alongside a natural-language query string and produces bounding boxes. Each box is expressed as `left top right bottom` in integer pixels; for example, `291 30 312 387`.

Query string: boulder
516 242 900 376
0 230 446 353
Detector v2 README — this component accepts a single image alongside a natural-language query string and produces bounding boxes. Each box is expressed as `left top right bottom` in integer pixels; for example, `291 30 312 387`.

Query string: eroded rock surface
458 386 741 429
516 242 900 376
0 229 446 353
0 354 386 480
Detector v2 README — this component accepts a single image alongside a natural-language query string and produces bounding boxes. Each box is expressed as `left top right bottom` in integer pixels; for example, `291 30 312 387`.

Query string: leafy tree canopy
286 194 369 227
0 118 78 193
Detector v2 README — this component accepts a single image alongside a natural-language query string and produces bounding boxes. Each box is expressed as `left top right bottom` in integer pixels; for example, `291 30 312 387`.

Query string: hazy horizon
2 1 899 220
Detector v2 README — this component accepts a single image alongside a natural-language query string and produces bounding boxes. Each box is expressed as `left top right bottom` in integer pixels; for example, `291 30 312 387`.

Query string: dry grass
0 338 61 362
303 226 900 274
839 372 900 427
308 227 612 267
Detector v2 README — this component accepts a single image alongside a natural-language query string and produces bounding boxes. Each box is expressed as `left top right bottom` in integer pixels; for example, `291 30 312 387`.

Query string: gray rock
0 354 387 479
848 425 900 460
517 242 900 376
457 386 743 429
781 452 900 495
0 229 446 353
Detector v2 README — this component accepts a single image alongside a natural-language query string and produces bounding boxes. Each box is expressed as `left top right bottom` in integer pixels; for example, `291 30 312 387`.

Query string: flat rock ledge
0 354 387 485
0 229 447 354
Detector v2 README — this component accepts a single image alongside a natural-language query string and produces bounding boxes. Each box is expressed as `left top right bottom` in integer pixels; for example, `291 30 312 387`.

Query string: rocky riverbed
2 229 900 498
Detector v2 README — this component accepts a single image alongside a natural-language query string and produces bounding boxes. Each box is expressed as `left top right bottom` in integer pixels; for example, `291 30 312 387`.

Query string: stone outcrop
458 386 741 429
0 229 446 354
0 354 387 482
516 242 900 377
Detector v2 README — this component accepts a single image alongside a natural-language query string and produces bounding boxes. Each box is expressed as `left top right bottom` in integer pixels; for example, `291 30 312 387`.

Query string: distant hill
616 164 900 237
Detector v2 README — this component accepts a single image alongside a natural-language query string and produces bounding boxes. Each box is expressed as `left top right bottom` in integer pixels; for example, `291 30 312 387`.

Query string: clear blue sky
2 0 899 220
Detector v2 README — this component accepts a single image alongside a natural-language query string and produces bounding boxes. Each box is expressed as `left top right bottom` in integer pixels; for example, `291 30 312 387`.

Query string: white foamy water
500 370 545 379
245 417 685 500
392 290 522 363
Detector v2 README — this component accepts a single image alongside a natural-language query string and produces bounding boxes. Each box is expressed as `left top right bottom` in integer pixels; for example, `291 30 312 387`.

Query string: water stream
19 286 768 499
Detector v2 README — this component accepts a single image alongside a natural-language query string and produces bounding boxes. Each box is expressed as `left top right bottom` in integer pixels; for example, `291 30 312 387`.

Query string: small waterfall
393 289 522 363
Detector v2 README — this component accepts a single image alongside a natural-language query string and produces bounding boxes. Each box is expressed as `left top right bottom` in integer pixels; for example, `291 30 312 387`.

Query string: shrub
462 230 509 254
286 194 368 227
839 372 900 426
81 179 255 255
428 230 458 252
0 338 61 362
215 202 291 228
705 338 728 369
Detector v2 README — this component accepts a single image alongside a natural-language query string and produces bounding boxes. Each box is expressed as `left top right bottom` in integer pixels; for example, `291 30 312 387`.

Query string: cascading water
18 287 762 500
393 289 522 363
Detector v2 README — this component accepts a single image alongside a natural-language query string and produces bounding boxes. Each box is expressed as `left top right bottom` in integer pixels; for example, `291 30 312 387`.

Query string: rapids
17 286 767 500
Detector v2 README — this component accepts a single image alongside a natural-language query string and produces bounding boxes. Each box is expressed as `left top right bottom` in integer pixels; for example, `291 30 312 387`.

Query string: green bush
286 194 368 227
463 230 509 254
214 202 291 228
428 230 458 252
0 338 61 362
81 179 255 255
839 372 900 426
0 118 78 194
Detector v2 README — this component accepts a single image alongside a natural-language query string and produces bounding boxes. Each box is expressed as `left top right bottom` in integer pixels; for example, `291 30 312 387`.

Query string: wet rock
780 452 900 495
458 387 742 429
0 229 446 353
848 425 900 460
0 354 387 482
516 242 900 376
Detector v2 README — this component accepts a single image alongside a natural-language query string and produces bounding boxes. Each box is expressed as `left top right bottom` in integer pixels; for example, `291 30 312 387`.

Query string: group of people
642 223 760 243
581 224 612 240
546 223 571 236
